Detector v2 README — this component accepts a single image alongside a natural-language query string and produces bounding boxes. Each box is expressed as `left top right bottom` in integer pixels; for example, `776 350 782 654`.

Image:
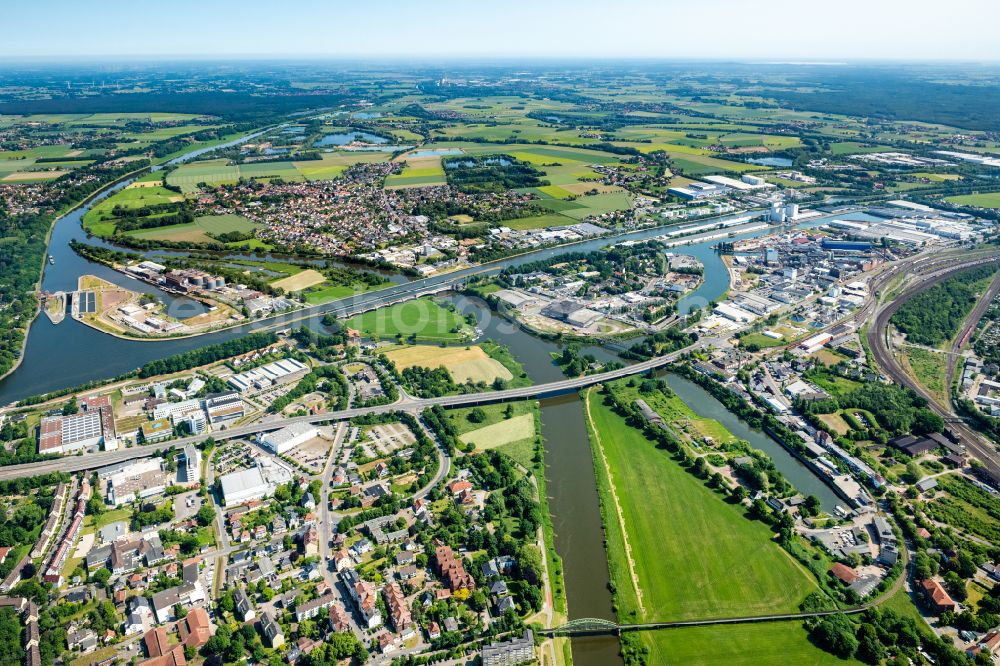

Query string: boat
48 255 54 264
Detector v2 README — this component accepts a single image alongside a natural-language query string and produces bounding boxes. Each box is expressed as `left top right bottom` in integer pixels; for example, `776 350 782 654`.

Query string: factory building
667 181 729 200
220 467 270 506
38 410 106 454
260 423 319 455
227 358 309 393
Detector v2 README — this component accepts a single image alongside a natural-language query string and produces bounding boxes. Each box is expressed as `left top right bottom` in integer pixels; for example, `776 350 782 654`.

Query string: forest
443 155 548 194
891 265 998 347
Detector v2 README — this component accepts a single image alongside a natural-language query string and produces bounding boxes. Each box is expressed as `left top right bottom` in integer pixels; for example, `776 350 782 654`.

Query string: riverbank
0 126 275 385
580 384 846 665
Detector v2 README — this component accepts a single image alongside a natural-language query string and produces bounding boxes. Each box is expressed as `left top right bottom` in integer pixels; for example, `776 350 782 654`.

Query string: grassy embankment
582 385 850 665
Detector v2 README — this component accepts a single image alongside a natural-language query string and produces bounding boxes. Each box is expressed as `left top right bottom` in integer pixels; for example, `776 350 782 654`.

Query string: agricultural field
946 192 1000 208
584 387 819 624
123 214 258 244
270 269 327 292
166 159 304 192
385 154 447 189
0 144 96 181
383 344 511 384
343 297 473 341
82 185 186 236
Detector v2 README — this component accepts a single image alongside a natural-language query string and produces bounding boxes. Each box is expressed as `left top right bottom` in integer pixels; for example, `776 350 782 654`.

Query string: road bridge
0 337 715 481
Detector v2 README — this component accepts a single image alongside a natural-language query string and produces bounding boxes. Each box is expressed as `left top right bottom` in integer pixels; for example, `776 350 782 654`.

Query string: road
866 252 1000 482
0 336 718 480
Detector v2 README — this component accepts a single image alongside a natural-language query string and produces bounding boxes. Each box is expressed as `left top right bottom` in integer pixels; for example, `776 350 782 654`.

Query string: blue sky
3 0 999 61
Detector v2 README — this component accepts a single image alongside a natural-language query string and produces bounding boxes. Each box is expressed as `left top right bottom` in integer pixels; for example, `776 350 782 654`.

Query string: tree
856 623 886 665
809 614 859 659
195 505 215 527
91 568 111 587
467 408 487 424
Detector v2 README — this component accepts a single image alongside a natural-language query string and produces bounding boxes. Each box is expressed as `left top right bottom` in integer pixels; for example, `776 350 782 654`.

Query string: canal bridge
542 606 872 637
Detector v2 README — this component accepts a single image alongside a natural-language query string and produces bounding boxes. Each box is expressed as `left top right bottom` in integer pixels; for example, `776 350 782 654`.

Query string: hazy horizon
5 0 1000 61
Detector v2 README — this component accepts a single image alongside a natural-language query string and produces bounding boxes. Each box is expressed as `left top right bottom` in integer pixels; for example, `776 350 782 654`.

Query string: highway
866 252 1000 482
0 337 714 480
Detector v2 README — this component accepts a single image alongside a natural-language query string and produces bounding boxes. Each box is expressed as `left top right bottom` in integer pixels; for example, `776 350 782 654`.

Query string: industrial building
204 392 246 424
106 458 171 506
220 467 270 506
38 410 106 454
219 459 291 506
667 181 729 200
226 358 309 393
260 423 319 455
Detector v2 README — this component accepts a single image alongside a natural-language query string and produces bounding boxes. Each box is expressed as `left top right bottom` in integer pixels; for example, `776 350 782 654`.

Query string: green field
343 297 472 341
585 387 819 624
166 160 305 192
125 214 258 244
903 347 949 405
82 185 185 236
946 192 1000 208
639 622 861 666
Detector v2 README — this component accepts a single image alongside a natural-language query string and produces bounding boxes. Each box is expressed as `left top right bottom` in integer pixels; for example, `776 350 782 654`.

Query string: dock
42 292 66 325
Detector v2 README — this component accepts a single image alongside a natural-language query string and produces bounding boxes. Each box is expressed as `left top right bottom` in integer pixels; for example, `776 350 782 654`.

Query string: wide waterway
455 295 623 665
0 201 878 405
663 372 842 512
3 170 866 663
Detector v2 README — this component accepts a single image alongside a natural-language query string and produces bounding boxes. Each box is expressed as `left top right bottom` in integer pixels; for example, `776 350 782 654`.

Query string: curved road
0 336 713 480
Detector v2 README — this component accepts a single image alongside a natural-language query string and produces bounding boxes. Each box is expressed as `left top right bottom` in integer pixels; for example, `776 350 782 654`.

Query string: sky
3 0 999 62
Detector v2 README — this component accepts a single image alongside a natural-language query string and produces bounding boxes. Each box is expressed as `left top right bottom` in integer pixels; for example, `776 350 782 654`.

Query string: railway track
866 253 1000 482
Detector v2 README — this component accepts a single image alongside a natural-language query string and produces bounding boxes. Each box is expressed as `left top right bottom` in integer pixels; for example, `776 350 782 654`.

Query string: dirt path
584 388 646 616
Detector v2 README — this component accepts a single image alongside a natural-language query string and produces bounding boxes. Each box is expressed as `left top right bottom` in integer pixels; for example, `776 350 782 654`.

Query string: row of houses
42 479 90 585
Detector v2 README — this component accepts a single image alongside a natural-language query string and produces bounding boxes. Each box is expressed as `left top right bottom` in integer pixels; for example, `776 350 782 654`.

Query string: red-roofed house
920 579 957 614
447 480 472 497
178 607 213 649
830 563 859 585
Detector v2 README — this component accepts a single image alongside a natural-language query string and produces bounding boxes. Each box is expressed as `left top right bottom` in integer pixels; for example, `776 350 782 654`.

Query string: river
0 204 879 405
4 163 866 663
454 295 623 665
663 372 842 512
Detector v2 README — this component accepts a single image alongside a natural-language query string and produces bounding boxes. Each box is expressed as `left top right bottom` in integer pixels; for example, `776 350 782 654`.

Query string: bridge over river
543 606 871 637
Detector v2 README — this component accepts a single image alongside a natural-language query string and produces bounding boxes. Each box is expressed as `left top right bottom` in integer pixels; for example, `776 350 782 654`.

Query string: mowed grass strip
585 389 818 622
344 297 470 341
641 622 862 666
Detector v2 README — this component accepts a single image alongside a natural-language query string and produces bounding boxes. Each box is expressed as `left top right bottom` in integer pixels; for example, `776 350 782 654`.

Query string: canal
0 203 878 405
663 372 842 512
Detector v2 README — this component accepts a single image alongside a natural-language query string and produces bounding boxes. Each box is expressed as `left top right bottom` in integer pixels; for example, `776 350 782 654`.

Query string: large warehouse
260 423 319 455
220 467 270 506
